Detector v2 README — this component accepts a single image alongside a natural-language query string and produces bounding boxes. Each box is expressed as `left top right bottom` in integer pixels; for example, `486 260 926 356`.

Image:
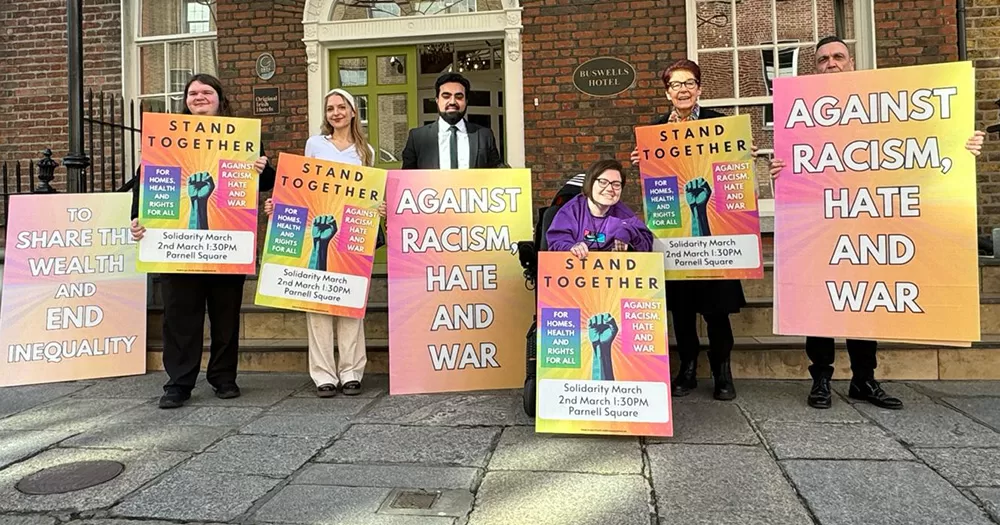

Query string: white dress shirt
437 117 470 169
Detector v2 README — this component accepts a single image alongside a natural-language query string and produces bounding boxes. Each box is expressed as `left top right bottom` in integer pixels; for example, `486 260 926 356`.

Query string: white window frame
123 0 219 114
684 0 876 216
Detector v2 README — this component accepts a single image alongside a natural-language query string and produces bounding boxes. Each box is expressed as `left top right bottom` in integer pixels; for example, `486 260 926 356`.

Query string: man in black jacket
401 72 502 170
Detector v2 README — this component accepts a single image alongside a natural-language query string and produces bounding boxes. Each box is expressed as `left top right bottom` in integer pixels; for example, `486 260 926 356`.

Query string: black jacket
654 107 747 315
401 120 502 169
130 144 276 220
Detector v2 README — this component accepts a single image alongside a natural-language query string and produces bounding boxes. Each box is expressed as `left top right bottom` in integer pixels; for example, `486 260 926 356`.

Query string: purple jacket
546 194 653 252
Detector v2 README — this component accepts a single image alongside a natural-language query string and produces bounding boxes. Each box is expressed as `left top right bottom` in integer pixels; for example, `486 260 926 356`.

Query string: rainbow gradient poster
385 169 534 395
773 62 980 342
535 252 672 436
0 194 146 387
635 114 763 280
254 153 386 318
137 112 261 274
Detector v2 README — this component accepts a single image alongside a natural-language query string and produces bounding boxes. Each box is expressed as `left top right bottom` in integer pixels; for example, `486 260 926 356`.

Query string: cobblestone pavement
0 373 998 524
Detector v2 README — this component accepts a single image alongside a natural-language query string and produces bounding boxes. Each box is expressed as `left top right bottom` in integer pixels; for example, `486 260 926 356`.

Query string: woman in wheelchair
545 159 653 256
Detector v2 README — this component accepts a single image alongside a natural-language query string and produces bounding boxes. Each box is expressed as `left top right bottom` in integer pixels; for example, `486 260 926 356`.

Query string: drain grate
16 460 125 495
389 490 439 510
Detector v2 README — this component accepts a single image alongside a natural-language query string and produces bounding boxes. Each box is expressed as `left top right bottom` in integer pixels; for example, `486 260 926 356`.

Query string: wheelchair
514 173 585 416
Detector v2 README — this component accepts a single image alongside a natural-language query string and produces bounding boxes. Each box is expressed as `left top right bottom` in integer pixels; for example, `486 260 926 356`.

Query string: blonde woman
265 88 383 396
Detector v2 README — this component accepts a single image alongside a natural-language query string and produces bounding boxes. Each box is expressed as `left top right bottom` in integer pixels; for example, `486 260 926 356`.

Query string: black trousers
672 310 735 364
160 273 246 393
805 337 877 379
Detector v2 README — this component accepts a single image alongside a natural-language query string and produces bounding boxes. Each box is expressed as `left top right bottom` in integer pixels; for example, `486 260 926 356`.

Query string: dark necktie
449 125 459 169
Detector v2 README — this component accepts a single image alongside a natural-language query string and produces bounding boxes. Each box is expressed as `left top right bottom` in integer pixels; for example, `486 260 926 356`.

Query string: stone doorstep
145 342 1000 380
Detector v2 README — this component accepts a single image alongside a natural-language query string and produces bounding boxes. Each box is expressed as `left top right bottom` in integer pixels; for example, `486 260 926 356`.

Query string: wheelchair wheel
523 376 536 417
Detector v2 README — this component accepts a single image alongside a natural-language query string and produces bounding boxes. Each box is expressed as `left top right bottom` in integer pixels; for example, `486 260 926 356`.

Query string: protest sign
773 62 980 342
636 114 763 280
535 252 672 436
255 153 386 318
137 112 261 274
0 194 146 387
386 169 533 394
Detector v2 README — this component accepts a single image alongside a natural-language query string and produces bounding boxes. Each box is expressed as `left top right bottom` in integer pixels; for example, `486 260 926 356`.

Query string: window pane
139 44 165 95
378 94 409 162
695 0 732 49
139 96 167 114
420 43 454 74
197 40 218 77
332 0 502 20
377 55 407 85
415 0 475 16
736 49 769 98
468 114 490 129
736 0 772 47
140 0 216 37
467 90 491 107
697 51 735 99
169 41 195 93
458 48 492 72
169 94 186 113
339 57 368 87
776 0 818 43
423 97 437 115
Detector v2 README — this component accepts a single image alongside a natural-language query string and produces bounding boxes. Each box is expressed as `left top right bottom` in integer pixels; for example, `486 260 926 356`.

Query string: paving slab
759 422 913 460
942 397 1000 431
184 434 327 477
467 471 649 525
735 381 865 423
832 381 934 405
0 515 58 525
647 444 811 525
856 403 1000 447
176 406 264 427
292 463 480 490
0 398 143 432
783 460 995 525
292 374 389 398
0 430 75 469
0 447 189 512
252 485 456 525
652 403 758 445
184 386 294 408
358 394 522 426
239 414 352 438
99 402 199 426
60 424 229 452
972 488 1000 522
68 520 203 525
487 426 642 474
201 373 312 392
111 469 280 522
0 382 89 419
913 448 1000 487
318 424 499 467
71 373 168 399
908 381 1000 398
266 397 375 417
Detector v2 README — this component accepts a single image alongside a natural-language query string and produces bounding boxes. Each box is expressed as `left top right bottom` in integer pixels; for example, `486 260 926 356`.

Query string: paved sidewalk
0 373 998 525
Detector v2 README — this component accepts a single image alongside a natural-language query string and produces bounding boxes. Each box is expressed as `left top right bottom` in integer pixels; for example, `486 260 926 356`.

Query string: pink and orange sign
636 114 763 280
385 169 534 395
0 194 146 387
137 112 261 274
773 62 980 342
535 252 672 437
255 153 386 318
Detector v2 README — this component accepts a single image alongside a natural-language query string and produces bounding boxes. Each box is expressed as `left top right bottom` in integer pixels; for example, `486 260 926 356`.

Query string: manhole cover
390 490 439 510
16 460 124 495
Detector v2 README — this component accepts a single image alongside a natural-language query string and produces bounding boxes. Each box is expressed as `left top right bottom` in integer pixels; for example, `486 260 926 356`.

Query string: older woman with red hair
631 59 746 401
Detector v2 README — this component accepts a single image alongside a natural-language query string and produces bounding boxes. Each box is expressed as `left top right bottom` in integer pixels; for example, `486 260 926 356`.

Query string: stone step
143 335 1000 380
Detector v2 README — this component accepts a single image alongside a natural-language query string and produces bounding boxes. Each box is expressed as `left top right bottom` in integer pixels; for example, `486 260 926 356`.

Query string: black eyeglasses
595 178 623 190
667 79 699 91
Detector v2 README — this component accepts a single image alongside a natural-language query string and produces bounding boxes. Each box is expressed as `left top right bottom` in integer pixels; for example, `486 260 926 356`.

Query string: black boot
672 359 697 397
849 377 903 410
807 364 833 409
709 353 736 400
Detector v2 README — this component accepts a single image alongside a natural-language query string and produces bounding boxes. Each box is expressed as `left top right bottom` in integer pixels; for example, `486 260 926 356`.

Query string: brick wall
0 0 122 172
520 0 688 210
966 1 1000 233
874 0 958 67
215 0 311 157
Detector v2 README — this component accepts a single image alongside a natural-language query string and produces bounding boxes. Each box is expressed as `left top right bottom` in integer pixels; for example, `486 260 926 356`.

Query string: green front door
328 46 419 170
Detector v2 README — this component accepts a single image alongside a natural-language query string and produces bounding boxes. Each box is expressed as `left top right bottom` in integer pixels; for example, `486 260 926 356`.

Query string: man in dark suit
401 72 503 169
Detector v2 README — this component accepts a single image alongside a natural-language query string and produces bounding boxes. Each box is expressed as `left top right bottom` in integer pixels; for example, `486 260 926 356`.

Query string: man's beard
439 107 466 125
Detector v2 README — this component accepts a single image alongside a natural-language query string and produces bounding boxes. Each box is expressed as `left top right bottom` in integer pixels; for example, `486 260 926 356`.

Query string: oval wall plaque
573 57 636 97
256 53 276 81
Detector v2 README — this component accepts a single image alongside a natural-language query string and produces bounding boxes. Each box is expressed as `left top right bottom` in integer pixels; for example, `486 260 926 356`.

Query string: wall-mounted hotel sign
573 57 636 97
253 87 280 116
